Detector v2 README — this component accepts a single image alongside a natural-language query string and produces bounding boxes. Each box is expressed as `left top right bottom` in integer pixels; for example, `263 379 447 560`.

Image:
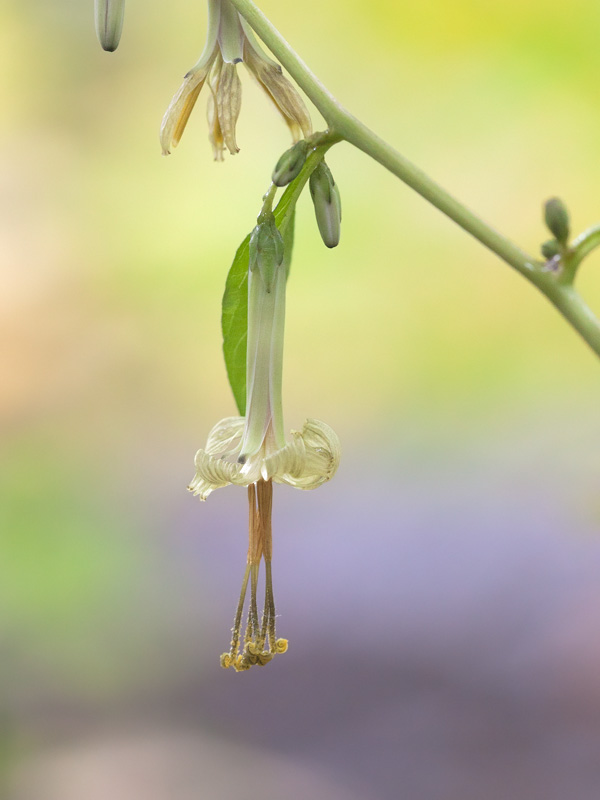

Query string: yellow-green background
3 1 600 798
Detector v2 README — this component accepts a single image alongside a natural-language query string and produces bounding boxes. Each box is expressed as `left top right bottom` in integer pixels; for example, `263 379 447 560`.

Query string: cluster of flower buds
309 161 342 249
541 197 570 262
94 0 125 52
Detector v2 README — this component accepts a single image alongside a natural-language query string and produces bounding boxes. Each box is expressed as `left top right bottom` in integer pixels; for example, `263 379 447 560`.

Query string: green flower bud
249 214 284 292
544 197 570 245
95 0 125 52
541 239 561 260
272 140 309 187
309 161 342 248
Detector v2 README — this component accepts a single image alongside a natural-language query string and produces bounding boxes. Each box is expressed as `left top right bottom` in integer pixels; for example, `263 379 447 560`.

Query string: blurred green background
3 1 600 798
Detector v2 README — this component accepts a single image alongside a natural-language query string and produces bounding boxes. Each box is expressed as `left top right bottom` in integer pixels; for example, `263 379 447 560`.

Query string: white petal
188 448 240 500
189 417 267 499
266 418 341 490
205 416 245 456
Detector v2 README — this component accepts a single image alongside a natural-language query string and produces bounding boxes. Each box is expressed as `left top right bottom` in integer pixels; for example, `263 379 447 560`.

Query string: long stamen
220 562 250 669
264 560 277 652
257 478 274 651
257 481 287 655
248 563 260 640
222 480 287 670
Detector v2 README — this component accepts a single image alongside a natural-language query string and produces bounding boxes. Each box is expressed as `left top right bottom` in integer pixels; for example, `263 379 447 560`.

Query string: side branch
228 0 600 361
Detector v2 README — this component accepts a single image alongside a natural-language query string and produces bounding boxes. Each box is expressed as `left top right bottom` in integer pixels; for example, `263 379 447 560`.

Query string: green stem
228 0 600 360
544 284 600 355
570 224 600 270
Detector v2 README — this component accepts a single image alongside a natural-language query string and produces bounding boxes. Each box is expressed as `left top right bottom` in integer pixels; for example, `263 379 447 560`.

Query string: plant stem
228 0 600 360
570 224 600 270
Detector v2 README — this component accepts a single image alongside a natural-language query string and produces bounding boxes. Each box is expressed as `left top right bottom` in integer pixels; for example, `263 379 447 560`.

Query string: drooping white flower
160 0 312 159
188 214 340 671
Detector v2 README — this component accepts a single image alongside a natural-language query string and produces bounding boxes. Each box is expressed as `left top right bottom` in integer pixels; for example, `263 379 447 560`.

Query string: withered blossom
160 0 312 159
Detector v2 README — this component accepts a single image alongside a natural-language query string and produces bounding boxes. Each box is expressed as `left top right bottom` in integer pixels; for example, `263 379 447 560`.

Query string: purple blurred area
6 415 600 800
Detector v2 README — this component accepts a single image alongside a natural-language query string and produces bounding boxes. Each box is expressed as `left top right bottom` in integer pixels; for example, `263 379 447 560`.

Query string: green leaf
222 211 296 415
222 232 251 415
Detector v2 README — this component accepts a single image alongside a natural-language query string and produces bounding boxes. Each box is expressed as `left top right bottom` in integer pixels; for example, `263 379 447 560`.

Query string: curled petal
205 416 245 455
189 417 340 499
189 449 241 500
189 417 266 499
266 419 341 490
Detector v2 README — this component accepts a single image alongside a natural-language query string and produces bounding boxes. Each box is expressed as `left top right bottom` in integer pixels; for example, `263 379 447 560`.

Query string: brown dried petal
216 62 242 155
243 43 312 140
160 69 208 155
207 91 225 161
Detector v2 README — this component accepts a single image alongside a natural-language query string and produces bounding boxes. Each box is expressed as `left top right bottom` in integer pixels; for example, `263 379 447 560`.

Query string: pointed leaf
222 211 295 415
222 233 251 415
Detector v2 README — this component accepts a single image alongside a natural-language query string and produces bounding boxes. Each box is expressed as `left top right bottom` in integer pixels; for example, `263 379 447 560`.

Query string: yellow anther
233 654 250 672
220 653 233 669
246 641 261 656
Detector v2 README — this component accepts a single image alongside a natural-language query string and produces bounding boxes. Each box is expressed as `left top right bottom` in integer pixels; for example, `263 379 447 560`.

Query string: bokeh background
3 0 600 798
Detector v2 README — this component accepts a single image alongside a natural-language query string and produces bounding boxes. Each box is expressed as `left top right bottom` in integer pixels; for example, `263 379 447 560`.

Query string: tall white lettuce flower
160 0 312 160
188 214 340 671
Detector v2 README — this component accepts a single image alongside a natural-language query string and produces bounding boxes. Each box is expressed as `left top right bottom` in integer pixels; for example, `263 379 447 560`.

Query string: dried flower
160 0 312 159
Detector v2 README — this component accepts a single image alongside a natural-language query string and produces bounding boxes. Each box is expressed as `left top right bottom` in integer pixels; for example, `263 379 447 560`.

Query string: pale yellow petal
160 67 209 155
242 38 312 140
205 416 245 456
207 91 225 161
188 448 240 500
216 62 242 155
266 418 340 490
